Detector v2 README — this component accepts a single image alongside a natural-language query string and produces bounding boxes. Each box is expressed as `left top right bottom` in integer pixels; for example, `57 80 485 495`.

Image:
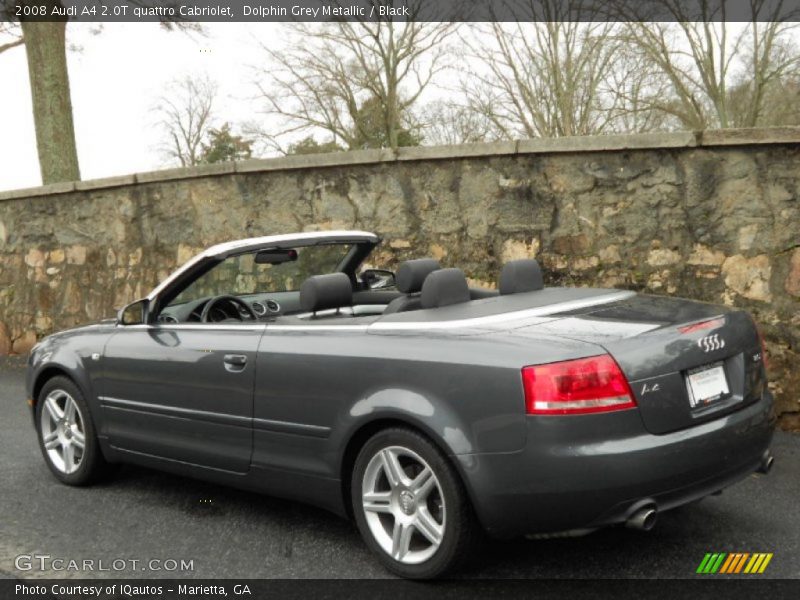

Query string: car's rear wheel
36 376 110 486
351 427 476 579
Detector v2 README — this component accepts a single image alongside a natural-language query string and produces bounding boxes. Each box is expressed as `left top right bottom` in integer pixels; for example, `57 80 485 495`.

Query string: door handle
223 354 248 369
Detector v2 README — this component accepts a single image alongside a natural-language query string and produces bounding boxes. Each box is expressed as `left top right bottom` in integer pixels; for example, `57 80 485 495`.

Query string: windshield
169 243 353 307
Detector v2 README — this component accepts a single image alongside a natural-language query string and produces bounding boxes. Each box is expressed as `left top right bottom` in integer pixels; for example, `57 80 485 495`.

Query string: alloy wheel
39 389 86 474
361 445 446 565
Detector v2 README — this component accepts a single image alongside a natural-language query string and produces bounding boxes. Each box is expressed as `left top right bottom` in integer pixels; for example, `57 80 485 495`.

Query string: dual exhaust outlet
532 452 775 538
757 452 775 474
626 505 658 531
625 451 775 532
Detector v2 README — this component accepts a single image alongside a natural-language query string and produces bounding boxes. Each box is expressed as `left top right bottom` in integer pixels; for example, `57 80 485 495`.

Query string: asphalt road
1 357 798 580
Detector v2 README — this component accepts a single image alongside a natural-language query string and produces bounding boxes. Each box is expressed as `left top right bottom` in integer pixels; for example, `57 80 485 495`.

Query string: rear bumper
455 391 775 538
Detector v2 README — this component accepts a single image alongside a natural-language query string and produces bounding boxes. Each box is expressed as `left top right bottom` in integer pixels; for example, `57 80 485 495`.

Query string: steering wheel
200 295 258 323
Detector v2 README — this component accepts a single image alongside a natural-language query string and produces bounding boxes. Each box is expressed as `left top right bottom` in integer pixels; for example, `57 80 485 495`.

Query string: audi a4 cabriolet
27 230 775 578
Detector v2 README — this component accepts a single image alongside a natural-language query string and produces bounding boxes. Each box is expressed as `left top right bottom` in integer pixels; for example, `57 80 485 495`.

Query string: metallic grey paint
26 231 775 538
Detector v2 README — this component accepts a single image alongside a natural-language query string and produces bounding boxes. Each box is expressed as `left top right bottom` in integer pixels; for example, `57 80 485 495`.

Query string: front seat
299 273 353 317
498 259 544 295
382 258 441 314
421 268 471 309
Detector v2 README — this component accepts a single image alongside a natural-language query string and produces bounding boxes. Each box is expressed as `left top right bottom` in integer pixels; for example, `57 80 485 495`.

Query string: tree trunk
20 19 81 184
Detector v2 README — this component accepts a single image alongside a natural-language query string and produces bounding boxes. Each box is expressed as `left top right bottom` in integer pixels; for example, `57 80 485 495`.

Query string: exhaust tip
757 454 774 474
626 507 658 531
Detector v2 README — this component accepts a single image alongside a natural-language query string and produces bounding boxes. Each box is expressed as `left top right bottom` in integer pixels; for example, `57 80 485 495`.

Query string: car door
100 323 264 473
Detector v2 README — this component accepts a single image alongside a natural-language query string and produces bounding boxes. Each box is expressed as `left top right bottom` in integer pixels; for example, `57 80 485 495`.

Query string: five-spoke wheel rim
361 446 446 565
39 389 86 474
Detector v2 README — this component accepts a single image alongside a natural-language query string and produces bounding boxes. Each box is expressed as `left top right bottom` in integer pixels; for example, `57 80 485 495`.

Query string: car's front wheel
351 427 476 578
36 376 110 486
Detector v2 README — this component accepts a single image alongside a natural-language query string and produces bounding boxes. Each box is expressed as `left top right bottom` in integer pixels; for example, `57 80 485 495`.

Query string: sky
0 23 285 191
0 21 750 193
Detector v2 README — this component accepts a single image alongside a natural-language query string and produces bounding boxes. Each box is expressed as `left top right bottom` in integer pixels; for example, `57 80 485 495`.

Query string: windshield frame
165 242 359 308
146 232 379 323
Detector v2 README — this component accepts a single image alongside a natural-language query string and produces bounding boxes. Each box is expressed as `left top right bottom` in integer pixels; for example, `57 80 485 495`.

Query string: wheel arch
32 366 77 408
31 363 99 430
338 415 475 522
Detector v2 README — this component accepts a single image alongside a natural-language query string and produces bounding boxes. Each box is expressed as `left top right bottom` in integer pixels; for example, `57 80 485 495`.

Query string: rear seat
383 258 440 314
498 259 544 295
421 268 471 309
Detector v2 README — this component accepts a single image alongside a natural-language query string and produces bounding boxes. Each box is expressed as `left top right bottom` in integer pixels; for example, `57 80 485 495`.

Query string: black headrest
499 259 544 295
421 268 471 309
395 258 441 293
300 273 352 312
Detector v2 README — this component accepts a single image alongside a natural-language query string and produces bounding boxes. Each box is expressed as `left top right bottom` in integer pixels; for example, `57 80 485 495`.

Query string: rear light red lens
522 355 636 415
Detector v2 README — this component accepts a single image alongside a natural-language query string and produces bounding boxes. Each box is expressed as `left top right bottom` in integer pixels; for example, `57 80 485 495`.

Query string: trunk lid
520 294 767 434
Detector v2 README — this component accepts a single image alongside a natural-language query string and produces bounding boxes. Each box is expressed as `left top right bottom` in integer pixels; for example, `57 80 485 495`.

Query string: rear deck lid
519 294 767 434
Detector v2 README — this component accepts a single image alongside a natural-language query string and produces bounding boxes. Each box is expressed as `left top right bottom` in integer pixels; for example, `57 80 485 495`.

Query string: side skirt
99 437 348 518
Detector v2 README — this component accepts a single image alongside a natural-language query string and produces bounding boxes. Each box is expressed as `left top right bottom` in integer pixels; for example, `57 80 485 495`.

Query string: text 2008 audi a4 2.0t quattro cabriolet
26 231 775 578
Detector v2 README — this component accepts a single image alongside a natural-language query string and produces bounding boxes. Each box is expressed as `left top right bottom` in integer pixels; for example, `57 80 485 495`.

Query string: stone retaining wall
1 128 798 427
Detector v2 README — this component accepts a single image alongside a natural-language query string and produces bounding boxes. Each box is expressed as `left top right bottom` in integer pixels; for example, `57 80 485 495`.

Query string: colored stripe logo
696 552 773 574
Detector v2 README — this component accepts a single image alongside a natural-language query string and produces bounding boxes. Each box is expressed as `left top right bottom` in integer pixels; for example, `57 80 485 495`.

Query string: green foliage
286 136 344 155
199 123 253 164
352 96 422 149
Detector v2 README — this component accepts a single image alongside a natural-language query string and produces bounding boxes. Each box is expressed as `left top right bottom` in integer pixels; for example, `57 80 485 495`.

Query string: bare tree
252 2 455 151
154 74 217 167
605 45 674 133
4 0 204 184
416 100 500 145
3 1 81 184
750 75 800 125
0 22 22 55
21 15 82 183
460 1 634 139
621 0 800 129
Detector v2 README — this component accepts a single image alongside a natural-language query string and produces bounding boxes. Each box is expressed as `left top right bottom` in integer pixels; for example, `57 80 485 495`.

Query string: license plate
686 362 729 407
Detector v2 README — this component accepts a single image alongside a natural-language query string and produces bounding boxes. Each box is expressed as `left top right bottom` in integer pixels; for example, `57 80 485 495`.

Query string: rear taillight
522 355 637 415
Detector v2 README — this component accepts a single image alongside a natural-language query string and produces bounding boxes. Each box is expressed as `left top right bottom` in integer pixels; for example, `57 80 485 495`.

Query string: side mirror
361 269 396 290
117 299 149 326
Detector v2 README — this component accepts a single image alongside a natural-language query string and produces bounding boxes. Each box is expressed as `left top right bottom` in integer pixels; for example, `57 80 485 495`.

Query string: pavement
1 356 798 580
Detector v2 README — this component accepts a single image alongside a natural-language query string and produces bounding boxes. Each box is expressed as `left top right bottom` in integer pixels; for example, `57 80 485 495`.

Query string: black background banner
2 0 800 23
3 579 800 600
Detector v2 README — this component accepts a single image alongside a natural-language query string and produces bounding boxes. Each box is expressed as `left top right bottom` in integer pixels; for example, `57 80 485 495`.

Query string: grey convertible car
27 230 775 578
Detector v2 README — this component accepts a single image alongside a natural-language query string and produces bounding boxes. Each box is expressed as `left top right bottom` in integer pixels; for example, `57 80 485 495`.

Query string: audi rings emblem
698 334 725 353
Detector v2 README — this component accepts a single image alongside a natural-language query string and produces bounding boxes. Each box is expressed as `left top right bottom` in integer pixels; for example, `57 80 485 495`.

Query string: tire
35 376 111 486
351 427 477 579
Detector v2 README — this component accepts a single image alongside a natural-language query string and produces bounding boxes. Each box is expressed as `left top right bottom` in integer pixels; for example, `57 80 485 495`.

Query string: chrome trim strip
266 325 372 332
121 324 267 332
118 322 367 332
262 291 636 333
100 396 331 438
253 418 331 438
532 396 632 410
99 396 250 428
367 291 636 331
146 230 378 301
